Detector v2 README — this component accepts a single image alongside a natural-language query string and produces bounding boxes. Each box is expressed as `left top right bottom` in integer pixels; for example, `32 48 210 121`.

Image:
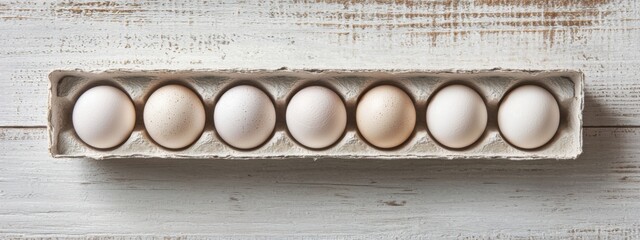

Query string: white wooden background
1 0 640 238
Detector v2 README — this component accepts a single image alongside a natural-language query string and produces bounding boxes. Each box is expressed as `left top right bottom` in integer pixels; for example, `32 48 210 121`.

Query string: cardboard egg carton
48 69 583 160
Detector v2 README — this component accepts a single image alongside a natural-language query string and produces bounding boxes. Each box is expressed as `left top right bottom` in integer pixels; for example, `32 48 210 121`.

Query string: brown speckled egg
143 84 206 149
356 85 416 149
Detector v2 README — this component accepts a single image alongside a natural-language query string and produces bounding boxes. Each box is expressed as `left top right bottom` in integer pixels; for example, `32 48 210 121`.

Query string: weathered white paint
2 0 640 238
2 127 640 238
0 0 639 126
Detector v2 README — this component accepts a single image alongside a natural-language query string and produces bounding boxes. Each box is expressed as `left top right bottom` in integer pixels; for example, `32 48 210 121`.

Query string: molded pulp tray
48 69 583 160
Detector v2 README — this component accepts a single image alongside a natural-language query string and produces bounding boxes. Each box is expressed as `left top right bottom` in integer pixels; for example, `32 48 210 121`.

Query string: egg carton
48 69 584 160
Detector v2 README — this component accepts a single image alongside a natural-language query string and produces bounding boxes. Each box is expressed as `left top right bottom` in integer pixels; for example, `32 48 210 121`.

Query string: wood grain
0 0 639 126
1 127 640 238
2 0 640 238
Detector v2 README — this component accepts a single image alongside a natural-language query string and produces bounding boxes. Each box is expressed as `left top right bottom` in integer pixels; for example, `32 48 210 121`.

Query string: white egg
143 85 206 149
286 86 347 149
356 85 416 149
498 85 560 149
72 85 136 149
214 85 276 149
426 85 487 149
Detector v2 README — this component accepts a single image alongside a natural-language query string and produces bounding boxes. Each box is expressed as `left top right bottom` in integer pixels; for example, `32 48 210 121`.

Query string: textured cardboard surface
48 69 583 160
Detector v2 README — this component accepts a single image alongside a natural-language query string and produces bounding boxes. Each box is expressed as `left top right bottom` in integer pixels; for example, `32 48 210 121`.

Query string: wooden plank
1 127 640 238
0 0 639 126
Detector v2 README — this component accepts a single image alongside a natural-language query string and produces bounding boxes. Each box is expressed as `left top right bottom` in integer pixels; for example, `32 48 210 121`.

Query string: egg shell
356 85 416 149
143 84 206 149
72 85 136 149
498 85 560 149
286 86 347 149
214 85 276 149
426 85 488 149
